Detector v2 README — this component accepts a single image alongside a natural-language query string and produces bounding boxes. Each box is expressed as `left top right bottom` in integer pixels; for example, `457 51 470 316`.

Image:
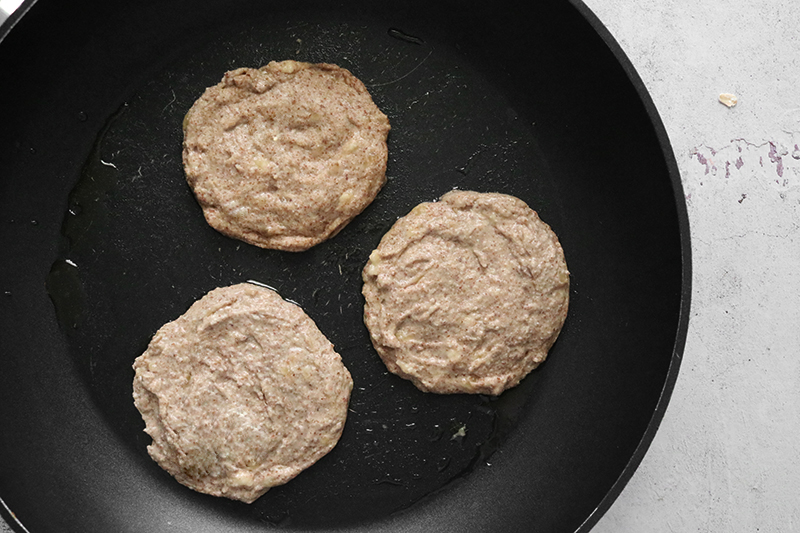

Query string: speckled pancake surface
362 190 569 395
132 283 353 503
182 60 390 251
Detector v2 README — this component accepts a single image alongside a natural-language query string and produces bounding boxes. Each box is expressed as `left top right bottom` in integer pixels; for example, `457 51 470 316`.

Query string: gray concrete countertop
3 0 798 531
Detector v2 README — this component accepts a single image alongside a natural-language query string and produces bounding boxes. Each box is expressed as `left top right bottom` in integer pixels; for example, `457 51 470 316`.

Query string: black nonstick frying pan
0 0 690 531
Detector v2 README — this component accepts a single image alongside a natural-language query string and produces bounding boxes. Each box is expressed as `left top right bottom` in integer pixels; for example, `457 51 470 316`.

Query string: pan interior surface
0 0 687 532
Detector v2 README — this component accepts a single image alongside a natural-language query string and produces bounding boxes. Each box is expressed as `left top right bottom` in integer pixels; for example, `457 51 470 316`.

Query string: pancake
132 283 353 503
362 190 569 395
182 60 390 251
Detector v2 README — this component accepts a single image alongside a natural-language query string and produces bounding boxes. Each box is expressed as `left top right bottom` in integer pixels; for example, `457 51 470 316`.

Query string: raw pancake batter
183 60 390 251
132 283 353 503
362 190 569 395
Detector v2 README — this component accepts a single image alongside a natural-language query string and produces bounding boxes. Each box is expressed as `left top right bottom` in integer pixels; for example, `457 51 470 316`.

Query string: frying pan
0 0 690 531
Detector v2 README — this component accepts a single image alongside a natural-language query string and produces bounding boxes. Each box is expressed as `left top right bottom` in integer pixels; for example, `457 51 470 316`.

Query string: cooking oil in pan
46 105 127 335
45 258 84 333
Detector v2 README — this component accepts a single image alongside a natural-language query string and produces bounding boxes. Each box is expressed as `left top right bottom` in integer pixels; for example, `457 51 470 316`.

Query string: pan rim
566 1 691 531
0 0 35 43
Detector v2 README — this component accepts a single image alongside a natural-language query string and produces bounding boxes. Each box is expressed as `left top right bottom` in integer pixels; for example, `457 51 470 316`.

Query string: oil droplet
373 476 404 486
68 201 83 216
388 27 424 45
256 507 291 527
246 279 279 292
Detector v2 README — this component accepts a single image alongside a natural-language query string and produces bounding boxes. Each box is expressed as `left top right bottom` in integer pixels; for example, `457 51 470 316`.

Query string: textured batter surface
182 60 390 251
132 283 353 503
362 190 569 395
